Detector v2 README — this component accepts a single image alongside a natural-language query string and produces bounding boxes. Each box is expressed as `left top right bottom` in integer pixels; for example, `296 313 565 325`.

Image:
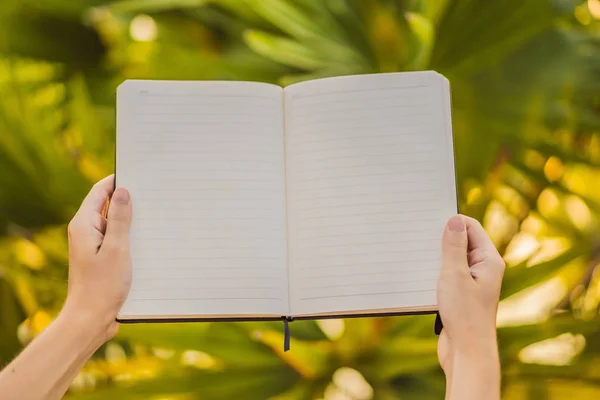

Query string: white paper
284 72 457 316
116 80 288 318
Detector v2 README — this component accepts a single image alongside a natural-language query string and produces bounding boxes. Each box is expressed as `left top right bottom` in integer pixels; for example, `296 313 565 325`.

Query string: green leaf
242 0 340 42
69 365 300 400
0 276 26 363
404 12 434 69
508 363 600 385
119 323 286 368
386 373 446 400
432 0 558 74
0 9 105 68
240 320 328 341
0 66 92 232
498 315 600 359
418 0 450 25
501 247 588 299
363 337 439 379
109 0 209 13
243 30 328 69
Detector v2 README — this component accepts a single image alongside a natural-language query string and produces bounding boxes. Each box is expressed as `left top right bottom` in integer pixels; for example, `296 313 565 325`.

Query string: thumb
441 215 469 275
104 187 132 249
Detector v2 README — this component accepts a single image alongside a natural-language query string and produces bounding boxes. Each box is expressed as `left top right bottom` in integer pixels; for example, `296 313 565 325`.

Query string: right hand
436 215 505 373
63 175 133 343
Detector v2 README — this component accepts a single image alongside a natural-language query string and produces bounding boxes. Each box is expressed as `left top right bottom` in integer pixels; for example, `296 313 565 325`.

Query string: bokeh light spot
130 14 158 42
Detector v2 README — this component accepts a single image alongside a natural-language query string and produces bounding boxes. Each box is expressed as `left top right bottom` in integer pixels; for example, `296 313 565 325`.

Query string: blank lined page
116 80 288 319
284 72 456 316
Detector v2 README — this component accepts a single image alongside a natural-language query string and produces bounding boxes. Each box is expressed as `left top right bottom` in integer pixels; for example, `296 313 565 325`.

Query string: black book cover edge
117 310 437 324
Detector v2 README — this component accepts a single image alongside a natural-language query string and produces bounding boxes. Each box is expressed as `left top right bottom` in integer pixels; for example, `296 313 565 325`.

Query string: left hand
62 175 133 342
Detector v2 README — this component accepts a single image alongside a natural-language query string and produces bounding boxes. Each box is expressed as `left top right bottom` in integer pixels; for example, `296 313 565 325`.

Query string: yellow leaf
31 310 53 334
14 238 46 270
78 154 110 182
405 12 434 69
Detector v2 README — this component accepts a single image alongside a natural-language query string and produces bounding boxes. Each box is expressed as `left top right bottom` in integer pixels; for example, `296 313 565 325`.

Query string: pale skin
0 176 504 400
437 215 505 400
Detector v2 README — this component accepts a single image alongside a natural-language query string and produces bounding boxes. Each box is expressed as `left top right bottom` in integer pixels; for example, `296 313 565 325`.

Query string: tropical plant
0 0 600 399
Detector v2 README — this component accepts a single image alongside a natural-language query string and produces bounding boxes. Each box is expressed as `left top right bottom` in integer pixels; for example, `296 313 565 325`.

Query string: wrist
447 348 501 400
59 301 117 346
444 334 499 376
451 347 500 372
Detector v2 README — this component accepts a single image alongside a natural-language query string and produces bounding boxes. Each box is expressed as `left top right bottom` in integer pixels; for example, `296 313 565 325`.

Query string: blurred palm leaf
0 0 599 399
0 276 26 363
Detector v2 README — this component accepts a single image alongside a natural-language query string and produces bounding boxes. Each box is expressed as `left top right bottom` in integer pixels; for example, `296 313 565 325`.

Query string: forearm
0 309 106 400
445 347 501 400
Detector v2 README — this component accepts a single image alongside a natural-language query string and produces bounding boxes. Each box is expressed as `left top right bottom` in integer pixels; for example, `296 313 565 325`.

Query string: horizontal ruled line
292 112 431 130
293 188 436 202
294 171 438 185
135 266 279 271
129 167 279 174
136 198 277 202
299 288 433 301
133 160 279 166
135 111 272 117
290 84 427 101
128 169 281 175
295 217 440 231
133 287 281 292
133 152 276 159
288 102 428 120
135 129 276 135
288 105 429 125
137 217 277 221
292 153 435 167
138 207 276 212
293 177 436 193
136 189 281 194
129 297 283 301
291 132 432 147
299 278 438 290
137 245 281 251
291 144 434 159
292 151 434 166
135 235 276 240
136 141 278 147
288 122 428 139
132 278 281 293
296 197 439 212
140 93 277 99
136 121 275 127
134 275 280 281
301 207 439 221
134 257 279 261
298 269 438 280
136 103 277 111
296 261 438 272
298 238 438 250
289 88 428 108
135 226 282 231
296 227 439 240
132 177 276 182
297 247 438 260
135 277 279 284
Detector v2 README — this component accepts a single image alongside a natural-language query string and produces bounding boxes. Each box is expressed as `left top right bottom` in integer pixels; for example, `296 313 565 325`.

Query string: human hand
62 175 132 342
437 215 505 376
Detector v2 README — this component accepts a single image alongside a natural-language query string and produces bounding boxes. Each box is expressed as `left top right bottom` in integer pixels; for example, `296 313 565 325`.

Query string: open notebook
115 71 457 323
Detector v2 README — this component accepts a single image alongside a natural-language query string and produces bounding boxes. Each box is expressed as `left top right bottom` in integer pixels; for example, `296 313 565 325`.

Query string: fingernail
447 215 465 232
113 188 130 204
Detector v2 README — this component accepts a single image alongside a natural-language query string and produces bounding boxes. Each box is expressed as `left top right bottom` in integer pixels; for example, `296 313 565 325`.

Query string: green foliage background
1 0 600 398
